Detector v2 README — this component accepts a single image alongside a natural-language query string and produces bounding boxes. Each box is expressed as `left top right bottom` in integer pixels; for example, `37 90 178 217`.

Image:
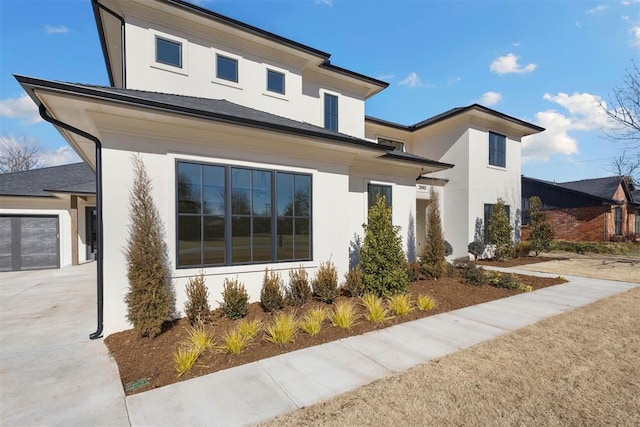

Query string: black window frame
614 207 622 236
216 54 239 83
155 36 182 68
368 184 392 211
266 69 285 95
324 93 338 131
484 203 510 243
488 131 506 168
176 161 312 268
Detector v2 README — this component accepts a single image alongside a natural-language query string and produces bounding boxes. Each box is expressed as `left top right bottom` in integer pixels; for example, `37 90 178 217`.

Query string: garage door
0 215 60 272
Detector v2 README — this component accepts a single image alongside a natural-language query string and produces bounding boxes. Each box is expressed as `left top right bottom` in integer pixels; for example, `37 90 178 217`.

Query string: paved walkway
1 264 636 426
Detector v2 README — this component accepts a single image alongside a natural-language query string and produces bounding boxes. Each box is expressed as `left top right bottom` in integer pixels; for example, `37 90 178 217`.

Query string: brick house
521 176 640 242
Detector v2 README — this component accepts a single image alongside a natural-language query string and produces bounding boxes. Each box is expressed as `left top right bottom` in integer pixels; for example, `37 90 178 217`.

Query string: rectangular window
266 69 285 94
377 137 404 151
177 161 311 268
216 55 238 82
484 203 510 243
156 37 182 68
614 207 622 236
489 132 506 168
324 94 338 131
368 184 392 211
635 210 640 234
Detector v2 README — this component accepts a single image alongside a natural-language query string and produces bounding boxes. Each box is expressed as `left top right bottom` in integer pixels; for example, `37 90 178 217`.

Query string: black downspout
92 0 126 88
39 104 104 340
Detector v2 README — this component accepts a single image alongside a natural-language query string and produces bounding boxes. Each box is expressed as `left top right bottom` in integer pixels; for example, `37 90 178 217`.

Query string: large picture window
489 132 506 168
177 161 311 268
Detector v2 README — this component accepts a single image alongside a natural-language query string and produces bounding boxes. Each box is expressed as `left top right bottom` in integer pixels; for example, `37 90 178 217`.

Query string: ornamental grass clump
416 294 437 311
219 278 249 320
184 272 210 325
237 318 262 341
330 301 358 329
220 328 248 355
312 260 339 303
287 266 312 306
388 293 413 316
261 269 285 312
341 267 365 297
299 308 327 336
265 312 298 344
174 345 200 377
186 324 214 354
360 294 390 323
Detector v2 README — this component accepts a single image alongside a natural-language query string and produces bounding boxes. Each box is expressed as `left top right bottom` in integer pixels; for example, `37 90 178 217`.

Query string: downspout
39 104 104 340
92 0 126 88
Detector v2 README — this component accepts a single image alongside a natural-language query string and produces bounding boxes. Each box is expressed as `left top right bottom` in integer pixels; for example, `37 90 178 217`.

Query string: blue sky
1 0 638 182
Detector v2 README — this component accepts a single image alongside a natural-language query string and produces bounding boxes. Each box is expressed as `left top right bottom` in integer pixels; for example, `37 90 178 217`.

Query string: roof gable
0 163 95 197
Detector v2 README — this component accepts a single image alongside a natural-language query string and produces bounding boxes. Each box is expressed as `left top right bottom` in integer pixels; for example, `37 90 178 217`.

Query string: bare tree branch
607 148 640 189
0 135 46 173
600 61 640 147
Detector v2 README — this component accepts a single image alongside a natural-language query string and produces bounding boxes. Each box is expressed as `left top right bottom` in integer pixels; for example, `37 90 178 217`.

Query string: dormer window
216 55 238 82
377 137 404 151
155 37 182 68
266 69 285 94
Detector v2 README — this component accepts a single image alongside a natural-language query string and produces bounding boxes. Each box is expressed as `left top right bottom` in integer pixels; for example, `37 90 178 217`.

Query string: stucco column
71 195 78 266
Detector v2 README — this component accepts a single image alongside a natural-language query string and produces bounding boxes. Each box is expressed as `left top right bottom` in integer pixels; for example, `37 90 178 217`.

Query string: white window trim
149 30 189 76
321 89 340 131
211 49 242 89
262 64 288 101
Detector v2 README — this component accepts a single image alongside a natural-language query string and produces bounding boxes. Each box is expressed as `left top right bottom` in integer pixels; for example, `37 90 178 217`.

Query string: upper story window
156 37 182 68
377 137 404 151
216 55 238 82
266 69 285 94
368 184 392 211
488 132 506 168
324 94 338 131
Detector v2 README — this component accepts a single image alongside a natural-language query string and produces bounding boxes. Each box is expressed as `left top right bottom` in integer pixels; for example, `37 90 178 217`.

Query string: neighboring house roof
0 163 95 198
366 104 544 135
17 75 454 172
632 190 640 204
557 176 628 202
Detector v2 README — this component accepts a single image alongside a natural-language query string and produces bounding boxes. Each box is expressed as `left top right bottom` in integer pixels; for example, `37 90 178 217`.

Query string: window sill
150 62 188 77
212 79 243 90
262 91 288 101
173 260 317 277
487 164 507 171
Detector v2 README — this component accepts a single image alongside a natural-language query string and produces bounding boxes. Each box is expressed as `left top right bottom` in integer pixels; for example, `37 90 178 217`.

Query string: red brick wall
521 206 609 242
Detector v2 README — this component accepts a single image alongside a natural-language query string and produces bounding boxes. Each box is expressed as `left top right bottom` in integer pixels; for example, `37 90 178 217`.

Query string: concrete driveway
0 263 129 426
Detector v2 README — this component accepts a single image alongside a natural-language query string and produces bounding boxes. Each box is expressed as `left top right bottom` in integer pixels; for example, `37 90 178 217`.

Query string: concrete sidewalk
125 274 638 427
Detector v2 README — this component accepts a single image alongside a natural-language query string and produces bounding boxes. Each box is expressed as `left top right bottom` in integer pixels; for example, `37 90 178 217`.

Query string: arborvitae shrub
341 267 365 297
286 266 312 306
360 195 408 296
124 154 175 338
261 269 284 312
184 272 210 325
420 188 447 278
528 196 554 256
220 278 249 320
488 198 514 261
312 260 339 303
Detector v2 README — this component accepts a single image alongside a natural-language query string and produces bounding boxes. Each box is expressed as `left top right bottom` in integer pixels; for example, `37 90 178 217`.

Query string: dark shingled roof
557 176 625 201
0 163 95 197
632 189 640 204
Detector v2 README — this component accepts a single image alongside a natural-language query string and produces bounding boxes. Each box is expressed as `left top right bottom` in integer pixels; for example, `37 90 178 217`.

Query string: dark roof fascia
16 75 396 154
44 189 96 196
319 62 389 90
381 151 454 169
92 0 116 87
0 193 54 199
522 176 617 205
417 176 449 185
364 115 411 131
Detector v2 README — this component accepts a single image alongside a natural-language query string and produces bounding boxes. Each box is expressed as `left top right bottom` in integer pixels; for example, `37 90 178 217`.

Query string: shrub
462 262 487 286
420 188 447 279
124 154 175 338
467 239 486 259
174 345 199 377
220 328 247 355
330 301 358 329
220 278 249 320
487 272 520 290
528 196 554 256
312 260 339 303
186 324 214 354
444 240 453 257
261 269 284 312
488 198 514 261
388 294 413 316
265 313 298 344
360 195 408 296
237 319 262 341
299 308 327 336
360 294 390 323
416 294 436 311
405 261 423 282
515 241 532 258
184 272 210 325
341 267 365 297
520 284 533 292
286 266 312 306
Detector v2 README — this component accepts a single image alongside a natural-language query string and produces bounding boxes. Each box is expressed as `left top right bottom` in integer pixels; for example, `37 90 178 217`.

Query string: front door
86 207 97 261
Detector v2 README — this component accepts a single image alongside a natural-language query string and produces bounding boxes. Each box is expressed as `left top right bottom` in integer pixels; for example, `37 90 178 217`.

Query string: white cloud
586 4 608 13
41 145 81 166
0 94 42 125
45 25 69 35
512 42 521 47
447 77 461 85
376 73 395 81
631 26 640 46
399 72 422 88
620 0 640 5
480 91 503 106
315 0 333 6
523 92 615 162
490 53 537 75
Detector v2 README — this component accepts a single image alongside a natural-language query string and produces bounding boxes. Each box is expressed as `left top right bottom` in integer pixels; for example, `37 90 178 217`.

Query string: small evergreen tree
124 154 175 338
528 196 554 256
184 272 210 325
420 188 446 278
488 198 514 261
360 195 408 296
260 268 284 312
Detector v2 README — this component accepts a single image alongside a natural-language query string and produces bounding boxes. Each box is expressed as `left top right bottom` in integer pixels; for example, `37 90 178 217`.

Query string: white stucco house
15 0 543 338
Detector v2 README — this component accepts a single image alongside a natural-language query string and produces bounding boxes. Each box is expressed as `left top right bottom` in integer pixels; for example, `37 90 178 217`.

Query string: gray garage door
0 215 60 272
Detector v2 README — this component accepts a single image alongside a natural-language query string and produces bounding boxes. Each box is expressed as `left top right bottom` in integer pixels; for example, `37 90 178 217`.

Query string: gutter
38 104 104 340
92 0 126 88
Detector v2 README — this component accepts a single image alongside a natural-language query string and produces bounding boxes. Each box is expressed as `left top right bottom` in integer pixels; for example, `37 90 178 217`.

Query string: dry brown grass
266 287 640 426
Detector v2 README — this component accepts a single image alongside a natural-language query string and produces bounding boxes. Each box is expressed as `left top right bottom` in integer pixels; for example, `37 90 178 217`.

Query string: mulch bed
477 255 568 268
106 257 564 396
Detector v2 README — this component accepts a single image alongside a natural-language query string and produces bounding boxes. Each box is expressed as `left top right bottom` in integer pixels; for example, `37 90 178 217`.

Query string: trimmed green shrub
124 154 175 338
488 198 514 261
405 261 423 282
184 272 210 325
528 196 554 256
461 262 487 286
468 239 486 259
341 267 365 297
312 260 339 303
487 271 520 290
286 266 312 306
420 188 447 279
515 241 532 258
220 278 249 320
360 195 408 296
261 269 284 312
